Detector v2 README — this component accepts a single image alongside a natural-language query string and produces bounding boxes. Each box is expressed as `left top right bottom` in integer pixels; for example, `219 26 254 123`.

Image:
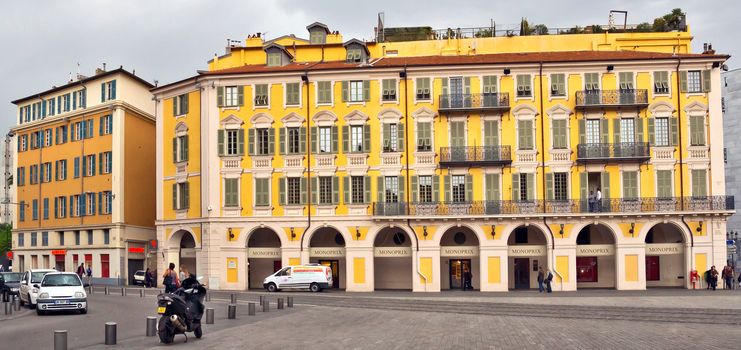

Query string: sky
0 0 738 142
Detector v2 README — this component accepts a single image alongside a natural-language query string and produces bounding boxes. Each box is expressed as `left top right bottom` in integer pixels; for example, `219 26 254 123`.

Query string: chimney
702 43 715 55
95 68 105 75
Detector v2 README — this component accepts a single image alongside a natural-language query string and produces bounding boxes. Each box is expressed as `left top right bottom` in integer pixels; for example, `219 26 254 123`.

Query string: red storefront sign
128 247 145 254
51 250 67 256
6 251 12 259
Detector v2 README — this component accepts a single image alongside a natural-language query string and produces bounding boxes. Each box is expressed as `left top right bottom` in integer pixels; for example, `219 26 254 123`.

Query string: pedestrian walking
144 268 153 288
723 264 734 290
537 267 545 293
463 268 473 291
163 263 179 293
86 265 93 285
76 263 85 278
545 270 553 293
710 266 719 291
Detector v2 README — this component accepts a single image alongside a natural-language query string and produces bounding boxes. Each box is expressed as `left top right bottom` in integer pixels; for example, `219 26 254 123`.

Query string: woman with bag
162 263 179 293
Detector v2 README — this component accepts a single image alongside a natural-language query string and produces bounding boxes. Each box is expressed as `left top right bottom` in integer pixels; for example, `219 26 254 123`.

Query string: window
75 231 80 245
18 233 24 247
351 176 365 204
254 84 269 106
41 162 51 183
30 132 38 150
42 198 49 220
384 124 398 152
482 75 497 94
225 86 239 107
654 117 669 147
173 182 190 210
317 81 332 104
19 201 25 221
71 195 81 217
101 80 116 102
56 160 67 181
31 232 37 247
102 152 113 174
267 52 282 67
689 116 706 146
173 94 189 116
256 128 270 155
48 99 56 116
554 173 568 201
350 125 364 152
418 176 432 203
72 122 82 141
32 200 38 220
415 78 430 100
686 71 702 93
381 79 396 101
318 127 331 153
417 122 432 151
85 154 96 177
58 232 64 246
42 232 48 246
62 94 71 112
75 89 86 109
174 134 189 162
620 119 635 144
103 229 110 245
623 171 638 199
654 71 669 94
318 177 333 204
44 129 52 147
550 74 566 96
30 165 38 184
56 196 67 218
584 73 599 90
56 125 68 144
520 174 529 201
516 75 532 97
17 167 25 186
451 175 466 203
349 81 363 102
552 120 567 149
618 72 634 90
254 178 269 206
287 177 301 205
223 129 238 156
98 114 112 136
656 170 673 198
517 120 534 150
19 134 27 151
384 176 399 203
100 191 112 214
346 48 362 62
86 193 96 216
310 30 326 44
285 83 300 106
692 169 707 197
585 119 601 145
84 119 94 138
287 128 300 154
224 178 239 207
87 231 93 245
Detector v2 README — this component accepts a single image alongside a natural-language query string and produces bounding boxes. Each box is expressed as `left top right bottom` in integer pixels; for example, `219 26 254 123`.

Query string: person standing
545 270 553 293
463 268 473 291
595 187 602 212
710 266 719 291
163 263 179 293
86 265 93 285
76 263 85 278
537 267 545 293
722 264 734 290
588 190 595 212
144 268 153 288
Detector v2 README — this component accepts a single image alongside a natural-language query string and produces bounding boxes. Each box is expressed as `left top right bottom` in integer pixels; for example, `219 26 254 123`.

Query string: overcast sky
0 0 738 142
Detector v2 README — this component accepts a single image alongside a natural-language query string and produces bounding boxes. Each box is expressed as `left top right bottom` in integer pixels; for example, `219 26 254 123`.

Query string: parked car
36 272 88 315
19 269 55 308
263 264 333 292
133 270 146 286
0 272 23 300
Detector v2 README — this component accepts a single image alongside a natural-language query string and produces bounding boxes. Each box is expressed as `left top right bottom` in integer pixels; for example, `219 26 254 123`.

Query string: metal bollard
105 322 117 345
262 300 269 312
14 296 21 311
4 302 12 315
88 285 93 294
259 295 264 304
278 298 284 309
206 292 211 302
230 293 237 304
104 286 109 295
205 308 214 324
287 296 293 308
227 304 236 319
248 302 256 316
121 288 126 296
146 317 157 337
54 330 68 350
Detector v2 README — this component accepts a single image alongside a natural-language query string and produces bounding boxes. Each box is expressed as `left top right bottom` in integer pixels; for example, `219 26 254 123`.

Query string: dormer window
310 30 326 44
343 39 369 64
267 52 282 67
346 48 362 63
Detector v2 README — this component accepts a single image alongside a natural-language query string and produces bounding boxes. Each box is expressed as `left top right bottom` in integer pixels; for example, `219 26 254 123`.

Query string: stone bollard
54 330 68 350
230 293 237 304
277 298 284 309
287 296 293 308
227 304 236 319
248 302 256 316
104 286 109 295
262 300 269 312
205 308 214 324
146 317 157 337
105 322 117 345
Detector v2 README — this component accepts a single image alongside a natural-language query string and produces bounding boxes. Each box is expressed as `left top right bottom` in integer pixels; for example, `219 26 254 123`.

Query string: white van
263 264 332 292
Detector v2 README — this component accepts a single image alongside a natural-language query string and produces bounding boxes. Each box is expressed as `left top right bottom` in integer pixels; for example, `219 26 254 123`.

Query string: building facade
11 68 157 285
154 22 733 292
722 68 741 267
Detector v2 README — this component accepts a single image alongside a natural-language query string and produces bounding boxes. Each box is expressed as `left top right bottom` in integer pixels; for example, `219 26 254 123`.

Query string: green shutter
613 119 621 144
635 118 644 142
217 130 225 156
441 78 448 97
485 174 494 201
443 175 451 202
398 176 405 203
267 128 275 154
702 70 711 92
491 174 500 201
647 118 655 145
511 174 520 201
410 176 418 202
679 71 688 93
600 119 609 144
364 176 371 203
172 184 177 209
382 124 390 150
299 127 307 153
238 129 245 155
279 128 285 154
183 94 189 114
343 176 349 204
183 182 189 209
341 81 349 102
579 172 588 201
545 173 554 200
331 126 338 153
247 128 255 155
217 87 224 107
578 119 586 145
183 136 189 161
484 121 495 146
601 172 610 199
692 170 707 197
342 126 349 153
432 175 440 202
397 123 405 152
310 127 317 153
376 176 384 203
363 124 371 153
670 117 679 146
279 177 285 205
526 173 535 201
363 80 370 101
172 138 178 161
333 176 340 204
300 177 307 204
465 174 473 202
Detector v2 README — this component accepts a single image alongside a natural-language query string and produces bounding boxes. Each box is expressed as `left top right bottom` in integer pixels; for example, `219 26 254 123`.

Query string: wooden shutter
578 119 586 145
511 174 520 201
331 126 338 153
341 81 348 102
217 130 225 156
247 128 255 155
670 117 679 146
465 174 473 202
635 118 644 142
182 94 189 114
702 70 711 92
410 176 418 202
333 176 340 204
443 175 451 202
601 172 610 199
279 128 285 154
343 176 349 204
278 177 285 206
397 123 405 152
342 126 349 153
172 97 178 117
647 118 655 145
579 172 588 201
441 78 448 97
613 119 621 144
545 173 554 200
172 184 178 209
526 173 535 201
238 129 245 155
398 176 405 203
363 124 371 152
310 127 317 154
267 128 275 154
172 138 178 162
679 71 688 93
600 119 609 144
364 176 371 203
692 170 707 197
217 87 224 107
383 124 390 150
432 175 440 202
376 176 384 203
299 127 307 153
363 80 370 101
237 86 244 106
300 177 307 204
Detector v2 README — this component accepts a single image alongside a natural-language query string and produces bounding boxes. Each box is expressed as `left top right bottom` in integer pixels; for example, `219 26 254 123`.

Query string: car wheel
19 296 25 306
30 301 36 309
80 307 88 314
309 283 321 293
266 283 277 292
37 309 45 316
194 325 203 339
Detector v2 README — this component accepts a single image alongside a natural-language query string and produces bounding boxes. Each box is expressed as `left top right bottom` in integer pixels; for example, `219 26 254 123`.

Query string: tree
532 24 549 35
635 22 652 32
653 8 685 32
0 223 11 255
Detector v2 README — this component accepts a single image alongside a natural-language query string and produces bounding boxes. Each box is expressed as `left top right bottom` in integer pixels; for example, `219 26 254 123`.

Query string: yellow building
11 68 157 285
153 21 733 292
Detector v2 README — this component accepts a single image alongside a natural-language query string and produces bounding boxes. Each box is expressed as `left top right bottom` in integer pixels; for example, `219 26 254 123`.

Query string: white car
133 270 146 286
36 272 88 315
263 264 333 292
19 269 55 308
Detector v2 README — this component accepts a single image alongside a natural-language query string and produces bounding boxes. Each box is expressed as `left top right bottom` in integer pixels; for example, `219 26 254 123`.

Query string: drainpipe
300 70 311 252
538 62 546 214
675 58 694 251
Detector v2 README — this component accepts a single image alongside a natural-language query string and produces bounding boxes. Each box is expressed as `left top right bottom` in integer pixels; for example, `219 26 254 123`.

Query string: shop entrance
373 227 413 290
54 254 65 271
127 259 144 285
439 226 480 290
576 224 616 289
507 225 548 290
645 223 685 287
318 260 340 289
246 228 282 289
448 259 471 290
645 256 660 281
513 258 530 289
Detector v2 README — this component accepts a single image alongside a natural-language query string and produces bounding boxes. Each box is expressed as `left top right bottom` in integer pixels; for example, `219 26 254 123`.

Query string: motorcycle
156 276 207 343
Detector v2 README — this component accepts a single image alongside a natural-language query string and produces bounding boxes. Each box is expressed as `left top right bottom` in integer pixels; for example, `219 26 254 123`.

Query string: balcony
576 143 650 163
438 93 510 113
371 196 734 217
575 89 648 109
439 146 512 167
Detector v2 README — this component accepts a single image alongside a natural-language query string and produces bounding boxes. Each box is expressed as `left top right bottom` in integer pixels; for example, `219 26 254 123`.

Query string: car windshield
135 271 145 276
1 273 22 282
41 274 81 287
31 272 51 283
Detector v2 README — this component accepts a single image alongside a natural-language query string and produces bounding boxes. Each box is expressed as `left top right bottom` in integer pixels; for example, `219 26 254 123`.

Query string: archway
507 225 548 290
645 223 686 288
246 228 282 289
177 231 197 277
309 227 346 289
575 224 616 289
373 227 413 290
439 226 479 290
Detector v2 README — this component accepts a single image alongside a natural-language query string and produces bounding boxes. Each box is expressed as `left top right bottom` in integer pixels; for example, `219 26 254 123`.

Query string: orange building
10 68 157 285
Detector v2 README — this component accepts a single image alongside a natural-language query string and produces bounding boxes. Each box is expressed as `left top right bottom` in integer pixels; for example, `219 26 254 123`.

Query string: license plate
54 300 69 305
157 306 166 314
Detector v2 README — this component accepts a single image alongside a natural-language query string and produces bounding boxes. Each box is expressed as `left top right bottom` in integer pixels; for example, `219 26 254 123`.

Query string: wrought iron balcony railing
575 89 649 109
438 93 510 113
371 196 734 217
439 145 512 167
576 142 650 163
